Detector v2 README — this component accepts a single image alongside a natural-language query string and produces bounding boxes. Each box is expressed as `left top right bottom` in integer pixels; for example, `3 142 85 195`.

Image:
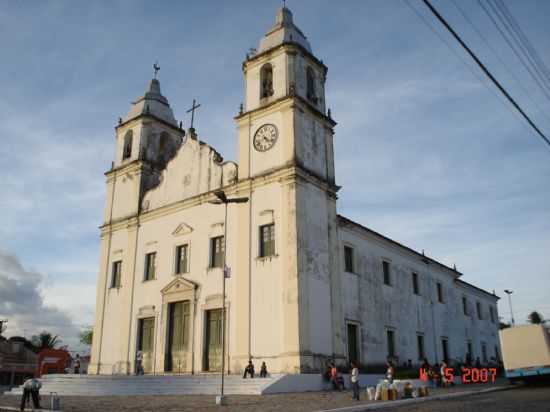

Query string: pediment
161 276 198 296
172 222 194 237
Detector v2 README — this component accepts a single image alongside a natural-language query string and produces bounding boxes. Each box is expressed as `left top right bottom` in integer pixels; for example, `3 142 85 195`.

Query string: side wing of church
89 7 500 375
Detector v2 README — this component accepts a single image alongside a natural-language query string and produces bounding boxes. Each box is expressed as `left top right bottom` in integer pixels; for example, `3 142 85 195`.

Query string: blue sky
0 0 549 350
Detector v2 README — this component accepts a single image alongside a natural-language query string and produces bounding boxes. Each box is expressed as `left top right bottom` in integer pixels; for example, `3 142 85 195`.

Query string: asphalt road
390 385 550 412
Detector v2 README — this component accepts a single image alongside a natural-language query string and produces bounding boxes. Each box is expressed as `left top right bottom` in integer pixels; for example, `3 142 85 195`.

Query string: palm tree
31 331 61 350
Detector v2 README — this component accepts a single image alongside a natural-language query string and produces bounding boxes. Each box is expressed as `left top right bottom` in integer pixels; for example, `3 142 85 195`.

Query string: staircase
7 374 283 396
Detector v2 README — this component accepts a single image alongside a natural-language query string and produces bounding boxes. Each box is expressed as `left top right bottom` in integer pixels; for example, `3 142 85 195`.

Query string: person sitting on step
243 359 255 378
260 361 268 378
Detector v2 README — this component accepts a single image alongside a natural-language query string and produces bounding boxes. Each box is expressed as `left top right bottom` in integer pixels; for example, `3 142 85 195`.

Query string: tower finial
153 61 160 79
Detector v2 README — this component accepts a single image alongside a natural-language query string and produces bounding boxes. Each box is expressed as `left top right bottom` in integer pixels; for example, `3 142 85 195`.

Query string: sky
0 0 549 351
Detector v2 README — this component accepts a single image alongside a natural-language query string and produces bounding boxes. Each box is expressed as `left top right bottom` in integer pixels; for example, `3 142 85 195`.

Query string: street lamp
209 190 248 406
504 289 515 326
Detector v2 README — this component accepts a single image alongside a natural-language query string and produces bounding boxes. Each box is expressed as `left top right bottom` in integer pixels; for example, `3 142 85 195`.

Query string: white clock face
253 124 278 152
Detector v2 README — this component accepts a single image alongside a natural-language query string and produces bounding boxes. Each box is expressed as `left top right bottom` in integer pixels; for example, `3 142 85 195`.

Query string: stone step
7 375 280 396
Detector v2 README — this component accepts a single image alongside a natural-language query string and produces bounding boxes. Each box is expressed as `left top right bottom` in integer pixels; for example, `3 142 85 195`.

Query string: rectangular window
417 334 425 360
462 297 469 316
489 306 495 323
494 345 500 362
259 224 275 257
412 272 419 295
476 301 482 320
210 236 225 268
481 342 488 364
386 329 396 358
144 252 156 281
111 260 122 288
344 246 354 273
437 282 444 303
383 261 391 285
175 244 189 274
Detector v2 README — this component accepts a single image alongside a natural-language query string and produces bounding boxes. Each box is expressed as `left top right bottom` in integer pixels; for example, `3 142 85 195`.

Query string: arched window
306 67 316 102
260 64 274 99
122 130 133 160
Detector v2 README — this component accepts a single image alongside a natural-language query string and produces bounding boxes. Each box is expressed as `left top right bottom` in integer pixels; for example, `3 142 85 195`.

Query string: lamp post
504 289 515 326
209 190 248 406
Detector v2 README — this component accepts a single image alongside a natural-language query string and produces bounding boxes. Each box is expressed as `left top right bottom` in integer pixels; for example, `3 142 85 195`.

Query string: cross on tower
186 98 201 129
153 62 160 79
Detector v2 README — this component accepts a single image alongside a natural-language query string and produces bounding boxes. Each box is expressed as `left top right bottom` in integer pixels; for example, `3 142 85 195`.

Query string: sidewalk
318 382 516 412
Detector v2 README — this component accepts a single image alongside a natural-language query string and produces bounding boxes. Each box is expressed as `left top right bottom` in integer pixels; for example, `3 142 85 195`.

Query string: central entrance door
166 301 190 372
137 317 155 373
204 308 223 371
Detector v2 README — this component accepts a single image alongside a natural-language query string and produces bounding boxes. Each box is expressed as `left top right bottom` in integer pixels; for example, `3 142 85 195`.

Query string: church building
89 7 500 375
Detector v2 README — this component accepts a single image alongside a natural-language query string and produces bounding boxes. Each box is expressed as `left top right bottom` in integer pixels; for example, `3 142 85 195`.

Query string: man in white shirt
20 378 41 411
350 361 360 400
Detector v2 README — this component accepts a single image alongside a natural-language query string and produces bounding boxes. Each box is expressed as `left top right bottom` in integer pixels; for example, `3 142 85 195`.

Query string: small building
37 348 72 377
0 338 37 387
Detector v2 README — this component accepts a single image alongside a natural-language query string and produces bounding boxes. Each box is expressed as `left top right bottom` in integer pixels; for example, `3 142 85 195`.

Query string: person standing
350 361 360 400
135 351 144 375
386 360 395 384
20 377 41 411
74 354 81 374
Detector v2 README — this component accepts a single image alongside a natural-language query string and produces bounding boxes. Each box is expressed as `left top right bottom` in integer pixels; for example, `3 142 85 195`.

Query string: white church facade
89 7 500 375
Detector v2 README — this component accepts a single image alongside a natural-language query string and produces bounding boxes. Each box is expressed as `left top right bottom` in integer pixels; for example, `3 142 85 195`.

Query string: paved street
0 384 548 411
389 385 550 412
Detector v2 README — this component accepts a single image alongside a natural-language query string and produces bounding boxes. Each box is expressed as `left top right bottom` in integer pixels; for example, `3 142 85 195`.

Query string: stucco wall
338 218 501 368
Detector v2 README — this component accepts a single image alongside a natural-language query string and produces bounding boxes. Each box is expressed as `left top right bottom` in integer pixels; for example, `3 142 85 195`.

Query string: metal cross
186 98 201 129
153 62 160 79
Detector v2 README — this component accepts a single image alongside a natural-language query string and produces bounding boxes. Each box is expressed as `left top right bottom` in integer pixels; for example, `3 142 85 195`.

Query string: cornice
235 94 336 128
115 113 185 135
100 164 338 234
243 42 328 75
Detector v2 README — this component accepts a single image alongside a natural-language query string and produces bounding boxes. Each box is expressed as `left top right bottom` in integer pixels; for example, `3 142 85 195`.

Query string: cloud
0 249 83 350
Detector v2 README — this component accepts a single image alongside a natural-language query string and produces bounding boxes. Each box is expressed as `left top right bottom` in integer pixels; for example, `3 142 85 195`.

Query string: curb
318 385 517 412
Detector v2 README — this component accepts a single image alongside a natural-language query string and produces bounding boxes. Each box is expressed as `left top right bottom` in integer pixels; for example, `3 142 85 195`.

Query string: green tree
31 331 61 350
528 311 544 324
79 327 93 346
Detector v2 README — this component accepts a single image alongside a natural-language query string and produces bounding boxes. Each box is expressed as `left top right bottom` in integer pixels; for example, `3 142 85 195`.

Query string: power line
449 0 550 127
421 0 550 148
478 0 550 103
488 0 550 96
494 0 550 88
402 0 523 127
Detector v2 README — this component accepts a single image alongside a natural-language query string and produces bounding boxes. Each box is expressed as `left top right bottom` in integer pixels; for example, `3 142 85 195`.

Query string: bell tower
236 7 336 184
104 78 184 222
234 7 346 373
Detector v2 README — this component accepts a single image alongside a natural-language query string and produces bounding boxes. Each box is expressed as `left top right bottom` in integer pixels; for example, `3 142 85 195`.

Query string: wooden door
166 301 190 372
137 317 155 373
204 309 223 371
347 323 359 364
